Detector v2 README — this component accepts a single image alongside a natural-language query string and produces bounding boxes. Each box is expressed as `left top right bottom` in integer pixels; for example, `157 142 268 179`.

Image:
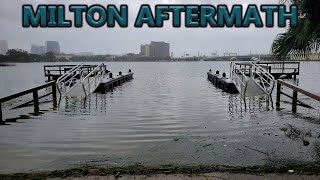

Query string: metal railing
56 64 84 96
82 63 106 96
250 61 275 95
230 62 248 96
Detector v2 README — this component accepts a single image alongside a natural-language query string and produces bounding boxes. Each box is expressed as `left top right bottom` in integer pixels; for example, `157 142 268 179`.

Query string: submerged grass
1 163 320 180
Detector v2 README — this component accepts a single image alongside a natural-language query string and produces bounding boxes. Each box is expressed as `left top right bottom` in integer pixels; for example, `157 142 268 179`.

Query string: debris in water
115 172 121 178
284 124 312 146
244 146 269 156
203 143 212 148
303 139 310 146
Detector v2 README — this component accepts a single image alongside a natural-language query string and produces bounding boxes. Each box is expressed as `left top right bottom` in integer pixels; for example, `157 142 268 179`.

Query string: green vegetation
272 0 320 58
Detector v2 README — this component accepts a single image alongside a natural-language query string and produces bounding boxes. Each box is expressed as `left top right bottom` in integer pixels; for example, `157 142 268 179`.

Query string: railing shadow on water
57 93 108 116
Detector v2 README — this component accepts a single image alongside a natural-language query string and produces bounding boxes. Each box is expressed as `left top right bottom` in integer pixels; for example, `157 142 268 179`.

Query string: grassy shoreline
1 164 320 180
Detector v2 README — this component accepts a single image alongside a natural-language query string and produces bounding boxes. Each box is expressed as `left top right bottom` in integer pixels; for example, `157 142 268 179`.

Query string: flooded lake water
0 61 320 173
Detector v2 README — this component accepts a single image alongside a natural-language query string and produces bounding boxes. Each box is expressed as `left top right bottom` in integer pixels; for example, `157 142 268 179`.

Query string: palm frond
271 0 320 59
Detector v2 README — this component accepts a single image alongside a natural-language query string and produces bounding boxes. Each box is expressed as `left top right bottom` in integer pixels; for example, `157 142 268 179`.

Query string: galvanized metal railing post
33 90 39 114
276 81 281 109
292 90 298 113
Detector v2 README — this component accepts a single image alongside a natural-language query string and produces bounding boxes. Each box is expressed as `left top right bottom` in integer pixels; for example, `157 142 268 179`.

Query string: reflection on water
58 94 108 116
228 95 274 116
0 62 320 173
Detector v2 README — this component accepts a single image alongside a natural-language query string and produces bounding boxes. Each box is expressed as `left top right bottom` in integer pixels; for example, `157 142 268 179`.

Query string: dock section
235 61 300 79
207 71 238 94
54 63 134 97
0 64 134 125
208 61 276 96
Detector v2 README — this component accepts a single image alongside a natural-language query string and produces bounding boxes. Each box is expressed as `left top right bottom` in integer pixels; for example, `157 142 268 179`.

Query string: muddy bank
1 163 320 180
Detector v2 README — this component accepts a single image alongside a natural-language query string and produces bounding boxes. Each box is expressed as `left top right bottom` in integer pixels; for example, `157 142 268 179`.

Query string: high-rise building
31 44 46 55
45 41 60 54
150 41 170 58
140 41 170 58
0 40 8 55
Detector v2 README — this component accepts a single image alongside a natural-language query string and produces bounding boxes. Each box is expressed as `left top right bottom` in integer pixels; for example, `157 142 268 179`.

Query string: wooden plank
52 83 57 108
292 90 298 113
278 80 320 101
33 91 39 114
0 81 55 103
276 82 281 109
0 103 3 124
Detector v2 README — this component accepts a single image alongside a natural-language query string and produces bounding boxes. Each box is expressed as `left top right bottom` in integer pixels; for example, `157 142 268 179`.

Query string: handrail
82 63 106 96
276 79 319 112
0 81 56 103
0 81 57 123
277 80 320 101
250 61 275 95
56 64 82 83
56 64 84 95
230 62 248 96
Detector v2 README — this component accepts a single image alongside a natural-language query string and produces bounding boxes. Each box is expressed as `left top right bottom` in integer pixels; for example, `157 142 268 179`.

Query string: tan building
0 40 8 55
140 41 170 58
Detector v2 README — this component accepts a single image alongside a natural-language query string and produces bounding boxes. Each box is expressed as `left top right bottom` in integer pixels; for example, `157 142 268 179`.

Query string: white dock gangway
230 58 275 97
56 63 107 97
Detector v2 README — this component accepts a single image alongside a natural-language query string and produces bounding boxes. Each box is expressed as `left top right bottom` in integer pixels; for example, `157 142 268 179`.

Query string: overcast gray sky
0 0 286 56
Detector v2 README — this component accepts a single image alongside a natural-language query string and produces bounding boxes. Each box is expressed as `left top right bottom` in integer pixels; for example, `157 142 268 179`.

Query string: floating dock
52 63 133 97
0 63 134 125
207 71 238 94
208 61 276 96
234 61 300 79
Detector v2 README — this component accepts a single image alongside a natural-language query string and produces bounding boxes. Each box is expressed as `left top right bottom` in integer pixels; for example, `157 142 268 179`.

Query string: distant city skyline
1 38 275 58
0 0 286 57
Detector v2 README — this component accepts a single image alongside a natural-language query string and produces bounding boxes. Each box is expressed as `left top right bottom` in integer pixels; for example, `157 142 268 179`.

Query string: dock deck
235 61 300 79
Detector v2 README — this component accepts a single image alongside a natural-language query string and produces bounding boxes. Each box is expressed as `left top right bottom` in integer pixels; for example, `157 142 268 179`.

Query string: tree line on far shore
0 49 67 62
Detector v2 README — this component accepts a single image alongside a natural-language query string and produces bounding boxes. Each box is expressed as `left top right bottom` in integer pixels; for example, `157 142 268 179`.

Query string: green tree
272 0 320 58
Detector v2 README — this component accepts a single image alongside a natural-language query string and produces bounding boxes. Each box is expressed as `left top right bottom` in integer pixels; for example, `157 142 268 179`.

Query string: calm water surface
0 61 320 173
